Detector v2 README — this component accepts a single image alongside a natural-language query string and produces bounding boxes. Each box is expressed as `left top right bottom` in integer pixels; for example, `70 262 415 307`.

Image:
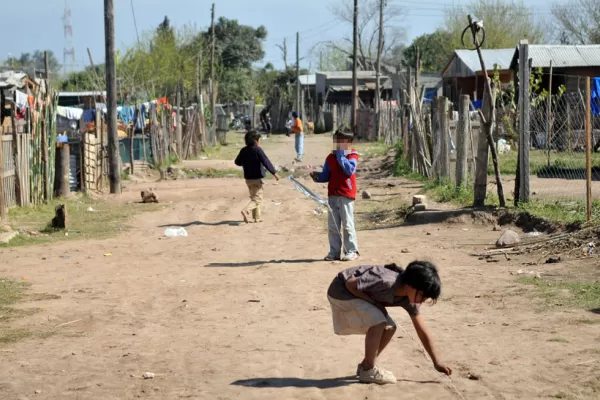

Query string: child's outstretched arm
335 151 358 176
257 148 280 180
410 315 452 375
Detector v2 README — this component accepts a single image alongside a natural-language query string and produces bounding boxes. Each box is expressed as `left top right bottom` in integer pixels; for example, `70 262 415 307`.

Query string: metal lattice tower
62 0 75 75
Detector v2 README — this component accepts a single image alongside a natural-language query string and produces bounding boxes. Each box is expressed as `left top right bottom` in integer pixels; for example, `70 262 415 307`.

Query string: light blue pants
295 133 304 160
327 196 359 258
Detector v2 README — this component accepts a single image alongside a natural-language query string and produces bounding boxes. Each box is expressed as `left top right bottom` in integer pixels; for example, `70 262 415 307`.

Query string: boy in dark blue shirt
235 131 280 223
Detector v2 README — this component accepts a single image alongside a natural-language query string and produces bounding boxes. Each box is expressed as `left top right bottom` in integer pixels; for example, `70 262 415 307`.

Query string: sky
2 0 564 75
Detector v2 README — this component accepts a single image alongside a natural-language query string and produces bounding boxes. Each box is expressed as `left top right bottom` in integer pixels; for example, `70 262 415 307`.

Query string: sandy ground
1 134 599 400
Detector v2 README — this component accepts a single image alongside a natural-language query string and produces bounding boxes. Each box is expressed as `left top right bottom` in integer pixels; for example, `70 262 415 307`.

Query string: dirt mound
498 210 582 234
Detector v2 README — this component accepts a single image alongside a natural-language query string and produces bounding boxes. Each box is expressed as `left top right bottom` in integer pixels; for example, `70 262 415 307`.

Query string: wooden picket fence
1 133 32 209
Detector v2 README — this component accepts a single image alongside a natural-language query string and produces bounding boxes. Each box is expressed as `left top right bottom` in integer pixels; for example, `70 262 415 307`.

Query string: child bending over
327 261 452 384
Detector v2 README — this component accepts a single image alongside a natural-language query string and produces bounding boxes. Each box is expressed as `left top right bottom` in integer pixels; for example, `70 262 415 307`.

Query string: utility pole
296 32 300 115
351 0 358 133
104 0 120 194
210 3 216 146
375 0 384 140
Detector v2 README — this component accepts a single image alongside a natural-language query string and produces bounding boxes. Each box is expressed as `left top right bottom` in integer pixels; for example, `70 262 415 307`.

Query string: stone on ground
362 190 372 200
0 231 19 244
496 229 520 248
412 195 426 206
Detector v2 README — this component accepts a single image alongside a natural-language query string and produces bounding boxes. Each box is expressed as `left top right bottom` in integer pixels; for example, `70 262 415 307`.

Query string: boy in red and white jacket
310 129 360 262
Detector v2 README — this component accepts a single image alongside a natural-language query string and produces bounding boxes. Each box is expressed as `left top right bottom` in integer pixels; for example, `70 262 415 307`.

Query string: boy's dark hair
244 130 260 146
334 127 354 142
387 261 441 302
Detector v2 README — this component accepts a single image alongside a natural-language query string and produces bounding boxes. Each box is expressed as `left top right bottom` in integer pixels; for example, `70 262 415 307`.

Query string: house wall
443 70 513 107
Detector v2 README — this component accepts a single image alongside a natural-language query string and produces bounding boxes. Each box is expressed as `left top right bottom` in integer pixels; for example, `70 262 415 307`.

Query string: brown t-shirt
327 265 420 317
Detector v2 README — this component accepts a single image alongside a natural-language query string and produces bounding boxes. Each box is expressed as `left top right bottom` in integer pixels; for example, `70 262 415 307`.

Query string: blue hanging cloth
592 77 600 117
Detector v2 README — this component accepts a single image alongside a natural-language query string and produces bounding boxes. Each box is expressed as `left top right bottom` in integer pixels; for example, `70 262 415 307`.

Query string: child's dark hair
386 261 441 302
244 130 260 146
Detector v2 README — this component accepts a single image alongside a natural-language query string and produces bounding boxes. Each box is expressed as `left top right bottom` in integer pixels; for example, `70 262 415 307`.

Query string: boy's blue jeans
295 133 304 160
327 196 359 258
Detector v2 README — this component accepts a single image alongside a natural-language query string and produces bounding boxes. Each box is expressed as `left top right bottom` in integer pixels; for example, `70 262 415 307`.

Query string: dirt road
0 134 598 399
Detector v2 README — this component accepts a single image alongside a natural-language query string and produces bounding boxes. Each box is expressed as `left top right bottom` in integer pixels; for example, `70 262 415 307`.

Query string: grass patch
0 278 52 346
519 199 600 224
183 168 243 179
198 132 246 160
547 338 570 343
355 195 411 231
393 141 596 224
356 141 391 158
519 277 600 310
1 195 161 248
487 150 600 176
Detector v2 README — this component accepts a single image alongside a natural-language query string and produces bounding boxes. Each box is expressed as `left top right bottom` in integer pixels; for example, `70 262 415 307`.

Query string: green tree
60 65 105 91
205 17 267 70
443 0 546 50
118 19 203 100
552 0 600 44
312 43 349 71
4 50 61 75
218 68 256 102
403 30 453 73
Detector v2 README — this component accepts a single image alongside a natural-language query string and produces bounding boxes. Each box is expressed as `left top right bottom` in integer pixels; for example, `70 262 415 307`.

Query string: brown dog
305 121 315 135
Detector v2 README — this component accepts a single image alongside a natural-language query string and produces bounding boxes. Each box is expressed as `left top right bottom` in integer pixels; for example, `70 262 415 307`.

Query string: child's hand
274 174 281 181
309 172 318 181
434 363 452 376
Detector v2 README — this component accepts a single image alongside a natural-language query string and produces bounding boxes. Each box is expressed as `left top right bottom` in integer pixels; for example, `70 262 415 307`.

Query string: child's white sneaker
359 366 396 385
342 253 359 262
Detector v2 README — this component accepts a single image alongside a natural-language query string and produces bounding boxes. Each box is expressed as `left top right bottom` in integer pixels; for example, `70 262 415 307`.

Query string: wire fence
528 90 600 219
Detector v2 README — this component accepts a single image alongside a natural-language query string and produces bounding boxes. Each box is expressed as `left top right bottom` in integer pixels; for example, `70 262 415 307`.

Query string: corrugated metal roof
509 45 600 69
0 71 27 89
442 49 514 77
322 71 379 79
58 91 106 97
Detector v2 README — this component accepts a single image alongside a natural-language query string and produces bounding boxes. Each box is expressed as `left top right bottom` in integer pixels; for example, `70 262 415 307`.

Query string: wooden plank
439 96 450 179
518 40 530 203
0 130 6 220
474 85 491 207
456 94 470 188
10 103 22 207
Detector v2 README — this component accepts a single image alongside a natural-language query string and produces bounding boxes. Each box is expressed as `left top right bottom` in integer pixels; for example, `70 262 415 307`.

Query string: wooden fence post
439 96 450 180
474 86 491 207
431 97 440 177
456 94 470 188
585 76 592 222
518 40 531 203
10 103 22 206
0 136 6 221
54 143 70 197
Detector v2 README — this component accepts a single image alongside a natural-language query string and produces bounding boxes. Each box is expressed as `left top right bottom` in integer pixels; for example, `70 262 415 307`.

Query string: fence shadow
206 259 322 268
536 166 600 181
231 376 357 389
158 220 242 228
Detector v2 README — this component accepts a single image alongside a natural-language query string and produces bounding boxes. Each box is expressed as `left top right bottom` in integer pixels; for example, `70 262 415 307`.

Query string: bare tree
327 0 406 70
552 0 600 44
276 38 288 69
444 0 546 50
